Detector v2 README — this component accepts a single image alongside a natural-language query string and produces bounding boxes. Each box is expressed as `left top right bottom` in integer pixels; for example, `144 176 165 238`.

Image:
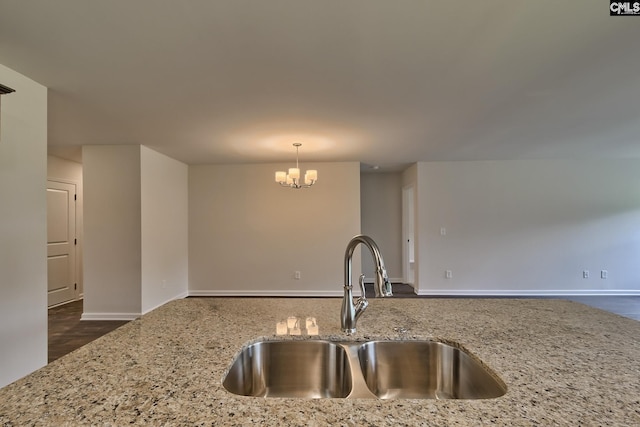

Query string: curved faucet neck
344 235 374 288
341 235 393 334
344 235 392 297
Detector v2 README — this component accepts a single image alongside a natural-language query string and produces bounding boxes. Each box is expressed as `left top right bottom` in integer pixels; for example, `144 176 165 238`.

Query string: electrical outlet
445 270 453 279
440 227 447 236
601 270 608 279
294 271 301 280
583 270 589 279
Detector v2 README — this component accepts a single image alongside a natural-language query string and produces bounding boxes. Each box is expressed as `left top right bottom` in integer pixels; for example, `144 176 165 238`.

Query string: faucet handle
357 274 367 299
354 274 369 319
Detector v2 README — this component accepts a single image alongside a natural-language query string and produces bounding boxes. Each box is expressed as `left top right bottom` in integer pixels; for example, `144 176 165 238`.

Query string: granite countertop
1 297 639 426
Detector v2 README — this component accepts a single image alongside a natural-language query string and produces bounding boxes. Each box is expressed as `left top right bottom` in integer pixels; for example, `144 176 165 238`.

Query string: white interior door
47 181 76 307
402 185 415 285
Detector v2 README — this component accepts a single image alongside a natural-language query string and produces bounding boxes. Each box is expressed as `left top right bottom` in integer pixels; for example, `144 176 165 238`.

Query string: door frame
402 184 416 286
47 178 80 305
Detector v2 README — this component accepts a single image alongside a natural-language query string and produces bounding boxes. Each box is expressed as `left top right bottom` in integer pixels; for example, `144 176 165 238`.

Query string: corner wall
82 145 142 318
82 145 189 319
141 146 189 313
0 64 48 387
416 160 640 295
189 162 361 295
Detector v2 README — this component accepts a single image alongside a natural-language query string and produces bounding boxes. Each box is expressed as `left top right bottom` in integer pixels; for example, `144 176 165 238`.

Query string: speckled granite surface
1 297 639 426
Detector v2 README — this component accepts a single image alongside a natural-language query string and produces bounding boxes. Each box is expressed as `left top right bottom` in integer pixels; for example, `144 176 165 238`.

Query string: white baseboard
81 292 190 320
414 289 640 297
141 291 189 315
48 298 82 309
189 290 343 297
81 312 140 321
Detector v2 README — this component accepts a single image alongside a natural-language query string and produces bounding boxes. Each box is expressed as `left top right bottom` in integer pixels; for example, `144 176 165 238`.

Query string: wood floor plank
48 300 128 363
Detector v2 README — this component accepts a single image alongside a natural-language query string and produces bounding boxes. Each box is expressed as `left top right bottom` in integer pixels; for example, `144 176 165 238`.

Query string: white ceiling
1 1 639 169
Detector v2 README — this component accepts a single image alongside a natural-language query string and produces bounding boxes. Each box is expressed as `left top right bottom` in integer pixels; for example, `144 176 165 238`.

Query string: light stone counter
1 297 639 426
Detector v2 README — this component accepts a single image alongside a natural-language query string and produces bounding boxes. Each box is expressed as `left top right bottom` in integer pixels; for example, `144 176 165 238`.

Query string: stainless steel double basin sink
222 339 506 400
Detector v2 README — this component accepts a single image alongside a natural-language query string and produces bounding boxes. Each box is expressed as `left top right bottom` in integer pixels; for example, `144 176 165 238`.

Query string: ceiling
1 1 639 170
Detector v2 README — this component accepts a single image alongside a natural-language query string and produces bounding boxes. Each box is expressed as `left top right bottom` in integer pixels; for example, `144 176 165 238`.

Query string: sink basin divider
340 342 380 399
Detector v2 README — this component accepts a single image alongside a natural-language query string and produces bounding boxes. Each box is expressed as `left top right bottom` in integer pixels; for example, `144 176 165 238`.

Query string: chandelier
275 143 318 189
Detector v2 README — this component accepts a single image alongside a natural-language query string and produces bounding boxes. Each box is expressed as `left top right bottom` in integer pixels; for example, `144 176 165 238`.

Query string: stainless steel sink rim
222 338 507 400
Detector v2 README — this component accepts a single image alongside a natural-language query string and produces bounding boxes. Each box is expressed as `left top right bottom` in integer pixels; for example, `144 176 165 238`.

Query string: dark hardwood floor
563 295 640 321
48 300 128 363
48 287 639 363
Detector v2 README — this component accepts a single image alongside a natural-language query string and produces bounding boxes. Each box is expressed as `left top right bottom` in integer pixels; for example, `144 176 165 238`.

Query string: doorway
402 185 416 286
47 180 77 307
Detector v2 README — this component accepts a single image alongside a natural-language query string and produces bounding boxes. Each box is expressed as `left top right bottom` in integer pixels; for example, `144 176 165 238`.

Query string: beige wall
189 162 361 295
141 146 189 313
47 155 84 297
360 172 403 281
83 145 142 318
0 64 48 387
415 160 640 295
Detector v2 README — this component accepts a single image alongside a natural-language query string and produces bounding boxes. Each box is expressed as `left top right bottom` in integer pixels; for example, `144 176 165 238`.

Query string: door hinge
74 238 77 245
74 283 77 290
74 194 77 201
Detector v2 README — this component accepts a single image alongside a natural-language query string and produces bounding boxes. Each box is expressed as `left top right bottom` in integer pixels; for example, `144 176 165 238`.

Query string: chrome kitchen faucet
341 235 393 334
